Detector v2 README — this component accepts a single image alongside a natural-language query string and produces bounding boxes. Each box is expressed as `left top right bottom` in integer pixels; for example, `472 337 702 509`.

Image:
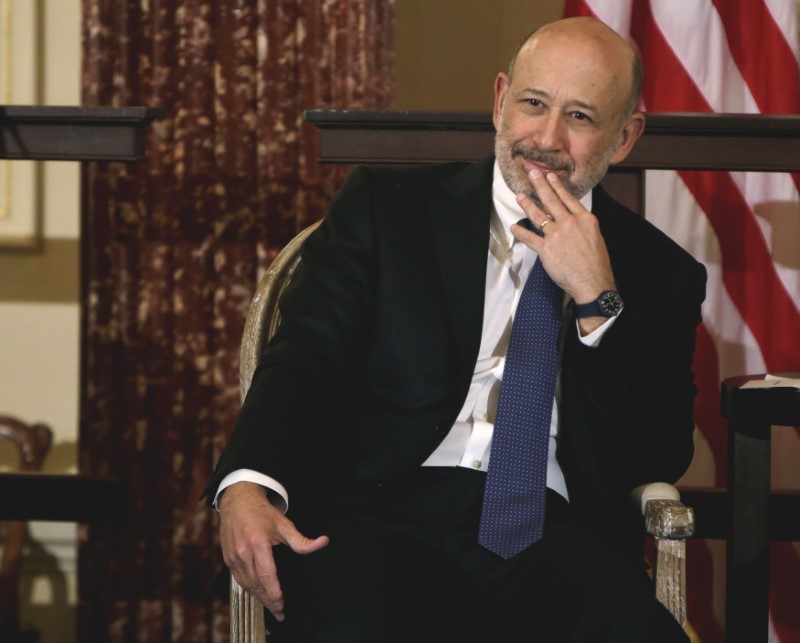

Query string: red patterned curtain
78 1 394 640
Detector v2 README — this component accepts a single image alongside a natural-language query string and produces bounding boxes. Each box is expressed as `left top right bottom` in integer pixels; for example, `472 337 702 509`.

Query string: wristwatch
574 290 625 318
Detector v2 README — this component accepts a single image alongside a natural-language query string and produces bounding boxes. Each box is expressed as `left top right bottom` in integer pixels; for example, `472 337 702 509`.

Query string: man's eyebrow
517 88 599 115
518 88 551 100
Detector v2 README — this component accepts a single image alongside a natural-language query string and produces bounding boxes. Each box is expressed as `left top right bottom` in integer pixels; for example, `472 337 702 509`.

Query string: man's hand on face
511 169 619 334
218 482 329 622
511 169 616 335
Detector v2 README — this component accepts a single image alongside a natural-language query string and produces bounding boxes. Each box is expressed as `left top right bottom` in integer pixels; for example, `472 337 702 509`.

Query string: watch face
599 291 624 315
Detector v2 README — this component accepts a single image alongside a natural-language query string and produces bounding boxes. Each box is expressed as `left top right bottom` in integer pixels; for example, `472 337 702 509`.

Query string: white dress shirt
215 161 616 510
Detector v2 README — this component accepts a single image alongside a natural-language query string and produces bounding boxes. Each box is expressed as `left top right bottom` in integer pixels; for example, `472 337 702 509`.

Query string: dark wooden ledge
304 109 800 172
0 105 166 161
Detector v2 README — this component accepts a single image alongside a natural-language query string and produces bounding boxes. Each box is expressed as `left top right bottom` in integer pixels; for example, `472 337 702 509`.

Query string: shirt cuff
576 310 620 346
213 469 289 513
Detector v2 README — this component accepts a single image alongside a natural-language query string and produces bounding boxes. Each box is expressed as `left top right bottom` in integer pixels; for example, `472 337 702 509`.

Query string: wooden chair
230 221 696 642
231 222 321 643
0 415 53 643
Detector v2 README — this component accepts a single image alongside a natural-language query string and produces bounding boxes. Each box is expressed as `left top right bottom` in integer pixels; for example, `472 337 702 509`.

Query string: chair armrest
631 483 695 632
631 482 695 539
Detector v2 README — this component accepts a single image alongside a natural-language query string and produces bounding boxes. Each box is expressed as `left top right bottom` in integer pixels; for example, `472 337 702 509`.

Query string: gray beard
495 135 613 202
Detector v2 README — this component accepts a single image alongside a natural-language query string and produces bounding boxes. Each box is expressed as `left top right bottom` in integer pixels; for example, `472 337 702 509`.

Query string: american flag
563 1 800 641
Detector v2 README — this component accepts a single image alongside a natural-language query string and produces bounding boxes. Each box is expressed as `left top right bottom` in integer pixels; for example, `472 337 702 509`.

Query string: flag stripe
764 0 800 58
770 542 800 642
691 324 727 485
679 170 800 369
711 0 800 114
649 0 756 113
629 4 711 112
709 0 800 196
562 0 595 20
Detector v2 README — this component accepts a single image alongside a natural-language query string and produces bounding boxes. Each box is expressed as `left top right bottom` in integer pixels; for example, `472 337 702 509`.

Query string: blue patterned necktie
478 218 563 559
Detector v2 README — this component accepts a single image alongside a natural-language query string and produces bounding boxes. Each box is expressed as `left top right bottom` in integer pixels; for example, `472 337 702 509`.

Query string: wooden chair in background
0 415 53 643
228 220 696 642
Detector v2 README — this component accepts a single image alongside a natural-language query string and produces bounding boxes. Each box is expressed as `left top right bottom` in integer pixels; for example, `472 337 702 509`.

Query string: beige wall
0 0 81 458
0 1 81 642
393 0 566 110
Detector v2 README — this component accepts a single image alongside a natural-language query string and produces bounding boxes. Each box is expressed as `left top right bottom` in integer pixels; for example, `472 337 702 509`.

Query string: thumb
283 529 330 555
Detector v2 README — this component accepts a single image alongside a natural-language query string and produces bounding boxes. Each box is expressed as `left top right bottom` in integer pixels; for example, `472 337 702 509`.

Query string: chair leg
0 521 27 631
653 537 687 630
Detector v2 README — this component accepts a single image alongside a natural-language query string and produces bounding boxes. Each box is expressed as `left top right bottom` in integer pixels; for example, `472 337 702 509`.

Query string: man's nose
532 113 564 152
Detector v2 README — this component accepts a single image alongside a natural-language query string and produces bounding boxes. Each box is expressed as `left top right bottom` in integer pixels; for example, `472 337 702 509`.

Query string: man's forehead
511 37 630 110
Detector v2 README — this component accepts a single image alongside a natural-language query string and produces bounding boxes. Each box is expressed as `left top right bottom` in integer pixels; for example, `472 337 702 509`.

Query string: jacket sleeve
202 166 379 503
559 193 708 501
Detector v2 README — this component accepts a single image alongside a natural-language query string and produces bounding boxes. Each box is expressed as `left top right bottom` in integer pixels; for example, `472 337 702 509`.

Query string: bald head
508 17 642 120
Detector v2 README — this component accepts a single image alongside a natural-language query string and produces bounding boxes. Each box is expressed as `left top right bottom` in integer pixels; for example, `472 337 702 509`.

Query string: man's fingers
541 170 584 214
251 550 286 621
287 533 330 555
517 169 566 226
514 192 550 233
237 533 328 621
525 168 583 218
225 534 287 620
230 568 286 622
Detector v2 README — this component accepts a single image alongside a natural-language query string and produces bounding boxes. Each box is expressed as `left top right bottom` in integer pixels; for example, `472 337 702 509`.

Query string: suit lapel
429 157 494 384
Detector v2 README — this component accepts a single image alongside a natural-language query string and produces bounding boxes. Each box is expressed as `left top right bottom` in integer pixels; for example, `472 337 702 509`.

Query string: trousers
262 467 688 643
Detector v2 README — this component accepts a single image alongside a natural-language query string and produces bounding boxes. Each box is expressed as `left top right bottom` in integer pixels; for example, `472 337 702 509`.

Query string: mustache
510 144 573 174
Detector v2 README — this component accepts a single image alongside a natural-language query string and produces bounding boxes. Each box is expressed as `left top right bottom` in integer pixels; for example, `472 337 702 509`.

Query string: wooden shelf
0 105 166 161
304 109 800 172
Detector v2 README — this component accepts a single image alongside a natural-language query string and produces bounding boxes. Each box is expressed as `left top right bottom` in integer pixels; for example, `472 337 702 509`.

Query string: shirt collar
491 160 593 247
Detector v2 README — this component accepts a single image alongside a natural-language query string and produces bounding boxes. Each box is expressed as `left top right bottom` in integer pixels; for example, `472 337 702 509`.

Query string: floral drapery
78 1 393 640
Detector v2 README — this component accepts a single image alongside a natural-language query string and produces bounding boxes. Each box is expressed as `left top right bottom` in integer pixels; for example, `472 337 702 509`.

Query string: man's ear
493 73 510 131
609 111 645 164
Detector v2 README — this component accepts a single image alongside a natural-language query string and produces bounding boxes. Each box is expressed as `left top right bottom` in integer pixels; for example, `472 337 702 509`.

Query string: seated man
205 16 707 642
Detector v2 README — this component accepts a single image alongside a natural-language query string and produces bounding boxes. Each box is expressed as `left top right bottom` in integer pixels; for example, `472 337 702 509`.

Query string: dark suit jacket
205 156 707 555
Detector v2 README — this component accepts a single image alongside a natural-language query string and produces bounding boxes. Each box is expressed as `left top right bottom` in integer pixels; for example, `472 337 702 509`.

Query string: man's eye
526 99 543 107
571 111 591 121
